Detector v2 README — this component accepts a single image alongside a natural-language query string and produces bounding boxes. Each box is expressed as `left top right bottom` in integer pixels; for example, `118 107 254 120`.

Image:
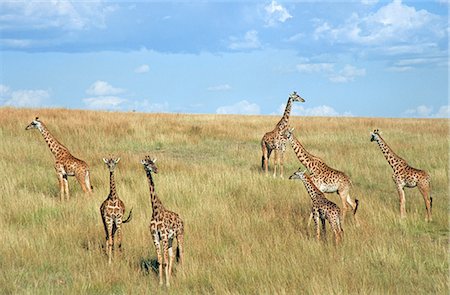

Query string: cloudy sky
0 0 448 118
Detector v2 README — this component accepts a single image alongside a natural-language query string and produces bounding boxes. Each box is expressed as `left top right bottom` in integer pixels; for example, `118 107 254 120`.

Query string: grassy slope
0 107 448 294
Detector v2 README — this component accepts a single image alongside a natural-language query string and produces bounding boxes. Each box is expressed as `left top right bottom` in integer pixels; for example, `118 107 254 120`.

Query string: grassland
0 107 448 294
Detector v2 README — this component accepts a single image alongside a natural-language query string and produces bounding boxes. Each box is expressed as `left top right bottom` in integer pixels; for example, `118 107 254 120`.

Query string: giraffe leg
337 189 351 223
280 150 284 178
57 173 65 201
418 181 432 222
151 231 163 286
168 237 175 279
62 174 69 201
321 217 326 241
85 170 93 193
162 238 170 287
312 210 321 241
115 221 123 252
272 150 278 177
396 185 407 219
76 170 89 193
106 220 113 264
176 234 184 266
341 189 360 226
330 221 341 245
262 141 269 175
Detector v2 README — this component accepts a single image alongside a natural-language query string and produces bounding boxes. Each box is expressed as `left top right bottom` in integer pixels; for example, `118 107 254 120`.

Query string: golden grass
0 107 448 294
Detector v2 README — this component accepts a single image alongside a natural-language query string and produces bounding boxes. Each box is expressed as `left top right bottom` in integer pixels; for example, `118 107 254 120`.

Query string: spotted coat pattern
371 129 432 221
285 128 359 224
141 156 184 287
290 170 343 244
100 158 132 264
261 92 305 177
25 117 92 201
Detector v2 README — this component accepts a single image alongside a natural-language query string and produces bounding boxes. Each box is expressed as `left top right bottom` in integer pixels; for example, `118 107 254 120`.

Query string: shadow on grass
140 257 159 275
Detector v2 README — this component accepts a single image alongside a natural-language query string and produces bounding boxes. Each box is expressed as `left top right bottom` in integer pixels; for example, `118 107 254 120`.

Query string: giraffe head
103 157 120 172
288 168 308 180
141 156 158 174
25 117 43 131
290 91 305 102
370 129 381 142
282 127 295 139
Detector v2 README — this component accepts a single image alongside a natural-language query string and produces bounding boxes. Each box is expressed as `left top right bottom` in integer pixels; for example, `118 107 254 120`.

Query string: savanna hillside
1 107 448 294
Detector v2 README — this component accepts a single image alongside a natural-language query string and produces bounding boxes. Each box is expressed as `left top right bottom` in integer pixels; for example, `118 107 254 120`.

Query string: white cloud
276 103 352 117
132 100 170 113
0 1 115 31
228 30 261 50
216 100 260 115
296 60 365 83
435 106 450 118
314 1 444 47
297 63 334 74
207 84 232 91
404 105 450 118
83 96 126 109
134 64 150 73
0 84 50 107
361 0 379 5
86 80 124 96
264 1 292 27
329 65 366 83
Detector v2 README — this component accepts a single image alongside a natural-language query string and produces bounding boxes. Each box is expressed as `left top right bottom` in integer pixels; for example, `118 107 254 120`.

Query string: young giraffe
100 158 133 264
284 128 359 224
370 129 432 221
141 156 184 287
261 91 305 178
289 169 343 244
25 117 93 201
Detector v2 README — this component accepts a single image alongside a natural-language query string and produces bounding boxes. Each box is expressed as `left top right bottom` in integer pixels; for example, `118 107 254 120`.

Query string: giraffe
25 117 92 201
100 158 133 264
261 91 305 178
370 129 432 221
141 156 184 287
284 128 359 224
289 170 343 244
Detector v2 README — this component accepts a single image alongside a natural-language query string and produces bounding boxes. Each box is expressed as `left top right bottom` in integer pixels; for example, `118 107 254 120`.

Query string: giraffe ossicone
100 157 132 264
289 169 343 244
261 91 305 178
371 129 432 221
25 117 93 201
141 156 184 287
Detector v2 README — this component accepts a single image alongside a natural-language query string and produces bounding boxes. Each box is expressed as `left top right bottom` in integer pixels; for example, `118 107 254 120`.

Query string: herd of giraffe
24 95 432 286
261 92 432 244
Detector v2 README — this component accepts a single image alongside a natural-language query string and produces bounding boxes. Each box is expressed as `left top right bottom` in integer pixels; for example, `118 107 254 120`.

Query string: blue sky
0 0 448 118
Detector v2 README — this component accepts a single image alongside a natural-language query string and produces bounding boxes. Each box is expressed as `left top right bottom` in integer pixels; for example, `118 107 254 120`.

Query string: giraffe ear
115 158 121 163
152 158 157 163
102 158 108 163
140 159 146 165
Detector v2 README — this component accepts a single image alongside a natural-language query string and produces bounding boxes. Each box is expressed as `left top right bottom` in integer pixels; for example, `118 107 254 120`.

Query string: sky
0 0 448 118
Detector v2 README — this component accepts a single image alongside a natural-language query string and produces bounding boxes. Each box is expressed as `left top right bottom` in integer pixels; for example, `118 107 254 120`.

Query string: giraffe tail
85 171 93 192
122 208 133 224
353 199 359 215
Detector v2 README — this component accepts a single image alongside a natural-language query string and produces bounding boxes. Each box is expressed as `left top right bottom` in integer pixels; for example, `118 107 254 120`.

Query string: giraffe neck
276 97 293 131
288 134 320 172
38 123 69 158
146 170 164 218
109 171 117 200
300 174 323 201
375 136 407 171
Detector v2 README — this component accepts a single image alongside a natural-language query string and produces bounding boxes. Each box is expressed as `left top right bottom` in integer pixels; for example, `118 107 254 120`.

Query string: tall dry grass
0 107 448 294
